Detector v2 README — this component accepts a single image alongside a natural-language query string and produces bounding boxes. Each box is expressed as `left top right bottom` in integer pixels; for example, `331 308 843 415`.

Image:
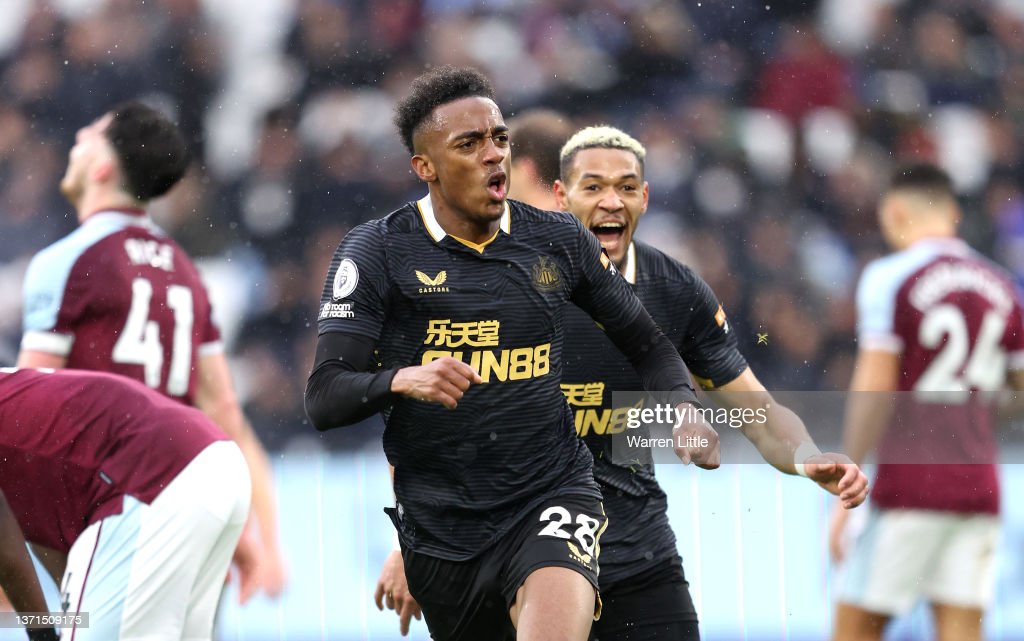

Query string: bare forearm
740 402 815 474
843 397 891 465
713 371 817 474
0 499 49 615
239 428 279 548
214 409 280 549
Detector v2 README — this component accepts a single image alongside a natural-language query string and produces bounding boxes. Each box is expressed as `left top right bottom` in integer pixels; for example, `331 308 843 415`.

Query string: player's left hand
374 550 422 636
803 453 869 509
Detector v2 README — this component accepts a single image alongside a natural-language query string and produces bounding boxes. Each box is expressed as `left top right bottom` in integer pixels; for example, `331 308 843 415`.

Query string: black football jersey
317 198 697 560
561 240 747 583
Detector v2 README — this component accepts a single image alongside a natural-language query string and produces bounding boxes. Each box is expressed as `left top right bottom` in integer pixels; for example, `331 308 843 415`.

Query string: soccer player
830 165 1024 641
0 367 251 640
16 102 285 600
377 124 870 639
305 66 719 641
506 109 575 212
555 126 869 640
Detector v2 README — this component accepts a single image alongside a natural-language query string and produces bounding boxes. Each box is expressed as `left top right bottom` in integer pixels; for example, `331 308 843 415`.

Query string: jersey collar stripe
622 242 637 284
20 331 74 356
415 194 511 243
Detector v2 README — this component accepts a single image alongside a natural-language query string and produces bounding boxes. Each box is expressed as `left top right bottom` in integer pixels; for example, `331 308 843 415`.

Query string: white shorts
837 508 999 616
61 441 251 641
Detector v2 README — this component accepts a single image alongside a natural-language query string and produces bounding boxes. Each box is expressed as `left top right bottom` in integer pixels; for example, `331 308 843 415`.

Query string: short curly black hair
393 65 496 155
104 101 190 201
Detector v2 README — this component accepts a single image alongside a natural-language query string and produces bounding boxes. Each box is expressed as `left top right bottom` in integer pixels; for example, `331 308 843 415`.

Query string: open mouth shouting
486 171 507 202
591 220 625 243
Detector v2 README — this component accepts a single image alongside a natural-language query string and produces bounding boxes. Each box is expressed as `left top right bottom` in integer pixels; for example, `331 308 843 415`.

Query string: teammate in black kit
304 68 718 641
555 126 868 640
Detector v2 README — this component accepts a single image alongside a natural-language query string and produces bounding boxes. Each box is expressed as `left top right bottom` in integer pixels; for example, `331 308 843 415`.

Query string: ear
411 154 436 183
553 180 568 210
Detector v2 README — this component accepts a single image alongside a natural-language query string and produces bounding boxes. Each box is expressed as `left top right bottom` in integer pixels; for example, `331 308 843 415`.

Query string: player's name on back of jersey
124 238 174 271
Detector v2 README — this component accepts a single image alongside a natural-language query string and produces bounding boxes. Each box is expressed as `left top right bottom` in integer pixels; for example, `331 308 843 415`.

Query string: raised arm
567 220 717 467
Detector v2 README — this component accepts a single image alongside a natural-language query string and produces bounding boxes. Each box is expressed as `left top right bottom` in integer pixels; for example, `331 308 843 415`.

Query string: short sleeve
317 222 392 341
21 249 81 355
196 284 223 356
677 273 748 387
856 259 903 353
1006 286 1024 371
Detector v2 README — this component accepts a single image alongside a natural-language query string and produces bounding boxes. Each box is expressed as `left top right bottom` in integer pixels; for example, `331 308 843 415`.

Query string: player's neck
430 196 501 245
895 228 958 251
76 190 146 223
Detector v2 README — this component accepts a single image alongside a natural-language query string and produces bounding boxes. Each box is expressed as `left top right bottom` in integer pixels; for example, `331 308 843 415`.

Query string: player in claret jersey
0 368 250 641
830 164 1024 641
305 66 719 641
17 101 284 599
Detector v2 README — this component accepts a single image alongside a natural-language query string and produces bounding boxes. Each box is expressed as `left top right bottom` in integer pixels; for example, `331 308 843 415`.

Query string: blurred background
1 0 1023 638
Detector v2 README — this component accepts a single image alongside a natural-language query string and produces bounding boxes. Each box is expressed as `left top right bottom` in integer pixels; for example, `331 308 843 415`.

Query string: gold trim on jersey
452 231 499 253
415 194 511 250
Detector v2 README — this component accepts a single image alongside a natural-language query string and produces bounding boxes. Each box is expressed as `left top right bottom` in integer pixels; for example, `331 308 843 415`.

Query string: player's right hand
672 404 721 469
374 550 422 636
391 357 482 409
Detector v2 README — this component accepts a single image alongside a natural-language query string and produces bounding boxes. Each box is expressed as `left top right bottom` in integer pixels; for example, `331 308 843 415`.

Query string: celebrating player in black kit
555 126 868 640
375 123 871 640
305 68 718 641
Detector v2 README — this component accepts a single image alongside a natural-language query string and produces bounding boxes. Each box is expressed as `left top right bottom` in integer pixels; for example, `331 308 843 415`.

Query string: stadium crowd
2 0 1023 450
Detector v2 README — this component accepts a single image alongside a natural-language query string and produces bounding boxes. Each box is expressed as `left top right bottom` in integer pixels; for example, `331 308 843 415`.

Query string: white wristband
793 442 822 478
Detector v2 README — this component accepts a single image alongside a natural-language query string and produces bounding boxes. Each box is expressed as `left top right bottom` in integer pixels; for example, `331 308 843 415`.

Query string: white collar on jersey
619 241 637 284
416 194 511 243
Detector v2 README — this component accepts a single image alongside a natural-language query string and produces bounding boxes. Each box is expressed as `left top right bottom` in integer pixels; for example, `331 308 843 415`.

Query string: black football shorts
403 493 607 641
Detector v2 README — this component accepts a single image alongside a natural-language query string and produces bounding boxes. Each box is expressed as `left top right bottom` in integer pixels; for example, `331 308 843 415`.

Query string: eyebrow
451 125 510 143
578 172 640 181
